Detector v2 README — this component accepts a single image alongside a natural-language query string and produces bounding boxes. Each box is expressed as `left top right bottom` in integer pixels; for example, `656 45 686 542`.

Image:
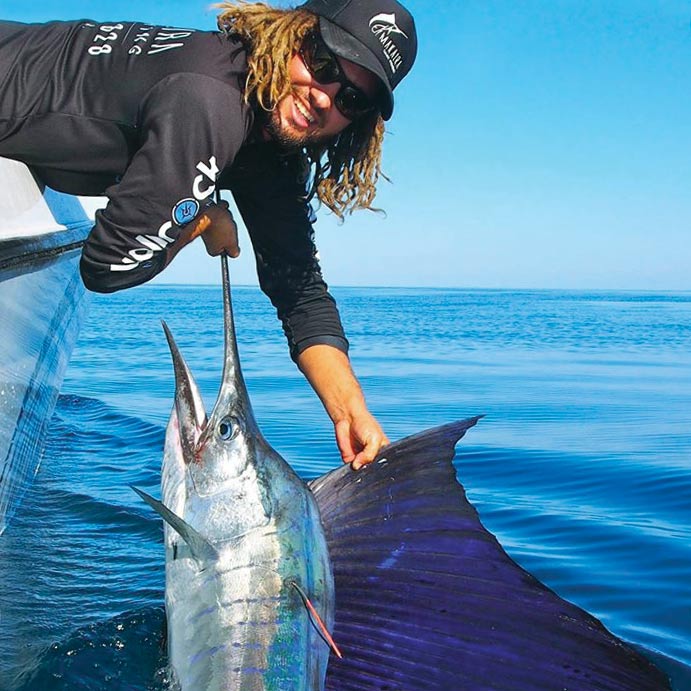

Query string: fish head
163 256 264 497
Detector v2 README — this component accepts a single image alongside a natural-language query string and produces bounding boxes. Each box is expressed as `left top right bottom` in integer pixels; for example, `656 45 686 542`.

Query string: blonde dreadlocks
216 2 386 217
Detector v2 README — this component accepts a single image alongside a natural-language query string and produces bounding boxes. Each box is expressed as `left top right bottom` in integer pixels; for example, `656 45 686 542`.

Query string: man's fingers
335 419 356 463
205 239 240 257
350 428 390 470
200 205 240 257
334 411 389 470
206 241 241 258
351 435 381 470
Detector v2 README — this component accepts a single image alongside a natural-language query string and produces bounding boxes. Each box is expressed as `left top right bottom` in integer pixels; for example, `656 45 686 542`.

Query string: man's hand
164 200 240 267
335 409 390 470
198 200 240 258
297 344 389 470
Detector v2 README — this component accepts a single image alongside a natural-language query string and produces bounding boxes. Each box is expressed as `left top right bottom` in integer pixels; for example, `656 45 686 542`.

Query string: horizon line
143 282 691 293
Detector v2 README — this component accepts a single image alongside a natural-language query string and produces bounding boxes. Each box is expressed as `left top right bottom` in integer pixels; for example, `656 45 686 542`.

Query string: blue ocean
1 286 690 690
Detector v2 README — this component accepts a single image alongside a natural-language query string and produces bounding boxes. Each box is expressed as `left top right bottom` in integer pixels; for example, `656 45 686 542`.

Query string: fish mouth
163 255 257 465
162 320 207 463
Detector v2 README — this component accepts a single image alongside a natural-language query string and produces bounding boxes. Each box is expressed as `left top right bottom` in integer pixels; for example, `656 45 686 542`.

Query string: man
0 0 417 469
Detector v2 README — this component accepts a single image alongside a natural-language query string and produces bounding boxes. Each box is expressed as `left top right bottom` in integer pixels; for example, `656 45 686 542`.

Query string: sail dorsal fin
309 416 670 691
131 486 218 564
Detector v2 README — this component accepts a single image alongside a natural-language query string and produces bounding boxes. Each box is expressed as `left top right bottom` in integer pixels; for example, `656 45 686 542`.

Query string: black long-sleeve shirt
0 18 348 359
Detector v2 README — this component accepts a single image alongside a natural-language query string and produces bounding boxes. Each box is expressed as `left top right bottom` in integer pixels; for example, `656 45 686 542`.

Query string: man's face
264 47 380 148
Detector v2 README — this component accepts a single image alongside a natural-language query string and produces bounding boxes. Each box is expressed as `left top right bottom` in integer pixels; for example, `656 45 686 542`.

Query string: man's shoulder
172 30 248 84
142 67 248 125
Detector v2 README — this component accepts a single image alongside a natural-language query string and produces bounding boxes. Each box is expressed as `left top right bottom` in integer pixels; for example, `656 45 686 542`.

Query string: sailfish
135 255 670 691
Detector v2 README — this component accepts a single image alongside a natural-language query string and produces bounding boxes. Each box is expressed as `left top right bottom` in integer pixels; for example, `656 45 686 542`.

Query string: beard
263 104 333 150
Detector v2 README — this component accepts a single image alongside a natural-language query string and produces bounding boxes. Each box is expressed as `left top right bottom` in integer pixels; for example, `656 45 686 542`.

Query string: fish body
139 256 333 690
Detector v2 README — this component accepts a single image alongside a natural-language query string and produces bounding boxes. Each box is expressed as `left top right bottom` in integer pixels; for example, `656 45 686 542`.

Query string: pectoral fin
131 486 218 564
290 581 342 660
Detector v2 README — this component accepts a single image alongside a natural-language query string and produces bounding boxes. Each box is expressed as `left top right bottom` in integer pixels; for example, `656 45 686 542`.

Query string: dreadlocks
216 2 385 217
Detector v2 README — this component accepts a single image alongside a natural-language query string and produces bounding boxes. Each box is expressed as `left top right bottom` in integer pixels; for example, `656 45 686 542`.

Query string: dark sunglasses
299 32 378 121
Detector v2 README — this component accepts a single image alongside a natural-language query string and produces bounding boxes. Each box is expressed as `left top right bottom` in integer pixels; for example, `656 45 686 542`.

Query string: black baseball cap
299 0 417 120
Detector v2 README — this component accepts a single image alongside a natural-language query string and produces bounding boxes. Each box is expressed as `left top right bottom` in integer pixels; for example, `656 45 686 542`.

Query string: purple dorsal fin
309 416 670 691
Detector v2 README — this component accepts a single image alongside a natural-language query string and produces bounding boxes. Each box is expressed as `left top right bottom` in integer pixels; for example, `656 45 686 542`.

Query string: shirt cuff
291 334 350 363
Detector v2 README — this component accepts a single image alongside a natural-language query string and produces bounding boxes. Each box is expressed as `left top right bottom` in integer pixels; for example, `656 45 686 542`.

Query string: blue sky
5 1 691 289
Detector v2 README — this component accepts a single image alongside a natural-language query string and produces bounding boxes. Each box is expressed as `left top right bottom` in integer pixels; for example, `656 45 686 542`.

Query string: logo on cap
369 13 407 75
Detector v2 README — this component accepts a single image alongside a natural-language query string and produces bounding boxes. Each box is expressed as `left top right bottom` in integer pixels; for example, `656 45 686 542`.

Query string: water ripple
3 286 690 689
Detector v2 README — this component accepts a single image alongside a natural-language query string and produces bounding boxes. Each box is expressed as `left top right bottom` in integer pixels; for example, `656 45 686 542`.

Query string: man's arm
225 144 387 467
79 74 249 292
297 344 389 469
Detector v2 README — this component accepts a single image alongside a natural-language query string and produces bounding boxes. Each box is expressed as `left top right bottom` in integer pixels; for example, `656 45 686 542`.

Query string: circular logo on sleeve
172 198 200 226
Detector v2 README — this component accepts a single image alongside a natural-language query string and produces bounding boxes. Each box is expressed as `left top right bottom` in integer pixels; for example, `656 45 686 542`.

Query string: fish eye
218 416 239 441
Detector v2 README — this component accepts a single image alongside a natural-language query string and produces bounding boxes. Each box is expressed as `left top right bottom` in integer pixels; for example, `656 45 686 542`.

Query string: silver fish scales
135 255 334 690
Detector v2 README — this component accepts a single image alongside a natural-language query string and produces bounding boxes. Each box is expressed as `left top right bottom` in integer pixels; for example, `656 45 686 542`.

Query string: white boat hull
0 157 93 534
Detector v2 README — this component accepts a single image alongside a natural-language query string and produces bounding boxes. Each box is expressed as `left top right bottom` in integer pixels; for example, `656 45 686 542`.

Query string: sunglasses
299 32 378 121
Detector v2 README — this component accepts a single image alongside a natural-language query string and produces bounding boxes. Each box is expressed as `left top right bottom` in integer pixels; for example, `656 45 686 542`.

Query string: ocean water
0 285 690 690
